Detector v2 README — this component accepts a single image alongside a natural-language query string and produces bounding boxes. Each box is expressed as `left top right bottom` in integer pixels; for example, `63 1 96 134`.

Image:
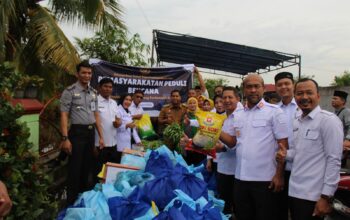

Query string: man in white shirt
130 90 144 120
215 86 243 217
274 72 301 220
94 78 121 174
278 78 343 220
220 74 288 220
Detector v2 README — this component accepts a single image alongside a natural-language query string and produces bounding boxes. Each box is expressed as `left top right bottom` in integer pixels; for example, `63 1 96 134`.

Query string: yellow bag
192 111 226 150
135 113 158 140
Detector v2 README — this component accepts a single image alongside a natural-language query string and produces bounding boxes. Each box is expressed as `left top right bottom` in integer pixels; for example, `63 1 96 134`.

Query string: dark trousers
234 179 276 220
66 124 95 206
290 196 323 220
273 170 291 220
185 150 207 166
217 172 235 216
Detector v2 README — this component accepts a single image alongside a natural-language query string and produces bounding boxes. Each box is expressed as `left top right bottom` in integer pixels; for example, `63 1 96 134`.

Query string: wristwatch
320 194 334 203
61 135 68 141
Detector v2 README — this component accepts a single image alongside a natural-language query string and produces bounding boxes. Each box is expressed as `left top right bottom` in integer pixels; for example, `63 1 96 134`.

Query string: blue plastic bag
102 183 123 199
180 201 222 220
164 190 228 220
164 190 198 211
108 196 157 220
145 150 174 177
57 198 85 220
121 154 146 169
170 164 208 200
174 152 204 180
129 173 176 210
74 190 111 220
200 160 217 193
208 191 225 212
63 208 96 220
114 171 154 197
153 202 186 220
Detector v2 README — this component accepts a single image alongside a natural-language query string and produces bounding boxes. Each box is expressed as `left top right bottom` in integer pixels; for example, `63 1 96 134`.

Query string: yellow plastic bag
192 111 226 150
135 113 158 140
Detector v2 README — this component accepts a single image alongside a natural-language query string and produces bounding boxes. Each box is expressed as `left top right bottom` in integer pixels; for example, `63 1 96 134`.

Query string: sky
56 0 350 87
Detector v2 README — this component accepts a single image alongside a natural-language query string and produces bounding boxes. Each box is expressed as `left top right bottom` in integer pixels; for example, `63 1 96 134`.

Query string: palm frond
0 0 27 61
49 0 125 30
22 5 80 74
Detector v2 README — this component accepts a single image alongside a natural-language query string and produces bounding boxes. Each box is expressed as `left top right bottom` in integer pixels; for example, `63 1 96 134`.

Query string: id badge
90 102 96 111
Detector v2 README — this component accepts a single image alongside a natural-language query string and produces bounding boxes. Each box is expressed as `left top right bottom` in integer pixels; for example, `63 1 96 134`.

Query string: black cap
333 90 348 100
274 72 294 83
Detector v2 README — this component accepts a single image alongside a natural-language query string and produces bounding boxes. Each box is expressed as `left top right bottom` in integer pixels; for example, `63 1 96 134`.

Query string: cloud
59 0 350 86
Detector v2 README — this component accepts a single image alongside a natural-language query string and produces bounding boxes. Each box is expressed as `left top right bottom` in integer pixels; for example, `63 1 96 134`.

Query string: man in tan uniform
158 89 187 135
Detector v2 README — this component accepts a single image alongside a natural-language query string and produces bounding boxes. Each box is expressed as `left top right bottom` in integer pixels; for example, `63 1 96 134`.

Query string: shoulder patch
66 84 76 91
162 104 170 108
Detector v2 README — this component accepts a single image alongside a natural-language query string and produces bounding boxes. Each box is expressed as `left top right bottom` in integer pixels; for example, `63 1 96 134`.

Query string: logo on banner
140 69 151 75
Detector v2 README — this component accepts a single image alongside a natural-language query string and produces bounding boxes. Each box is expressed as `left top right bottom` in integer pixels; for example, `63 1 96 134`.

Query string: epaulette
162 104 170 108
89 86 97 94
66 84 76 91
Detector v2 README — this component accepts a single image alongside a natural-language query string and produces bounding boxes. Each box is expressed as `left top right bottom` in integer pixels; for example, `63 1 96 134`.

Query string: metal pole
150 30 155 67
298 55 301 79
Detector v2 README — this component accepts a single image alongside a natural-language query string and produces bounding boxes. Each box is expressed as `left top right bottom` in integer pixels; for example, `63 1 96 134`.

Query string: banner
89 59 193 116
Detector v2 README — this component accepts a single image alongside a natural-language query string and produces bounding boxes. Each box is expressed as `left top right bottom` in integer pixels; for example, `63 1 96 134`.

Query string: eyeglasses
136 96 143 99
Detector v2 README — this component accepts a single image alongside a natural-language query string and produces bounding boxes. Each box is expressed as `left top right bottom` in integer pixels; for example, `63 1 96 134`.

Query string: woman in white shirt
115 94 141 153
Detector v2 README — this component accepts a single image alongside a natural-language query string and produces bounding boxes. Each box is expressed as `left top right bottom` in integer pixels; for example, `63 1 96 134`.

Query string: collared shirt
233 99 288 181
60 82 98 124
130 101 144 116
94 95 118 147
158 103 187 133
335 107 350 140
288 106 343 201
277 98 301 171
217 103 244 175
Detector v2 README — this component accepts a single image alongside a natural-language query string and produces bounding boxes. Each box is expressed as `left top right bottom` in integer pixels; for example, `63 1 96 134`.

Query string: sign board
89 59 193 116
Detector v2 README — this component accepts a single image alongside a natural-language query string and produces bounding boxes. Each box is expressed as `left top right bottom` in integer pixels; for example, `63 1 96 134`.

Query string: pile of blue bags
57 145 228 220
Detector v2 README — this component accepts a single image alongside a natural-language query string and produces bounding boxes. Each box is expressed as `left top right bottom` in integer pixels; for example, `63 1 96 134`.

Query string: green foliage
0 64 58 219
332 70 350 86
1 0 124 74
75 29 150 66
163 123 184 153
203 78 229 98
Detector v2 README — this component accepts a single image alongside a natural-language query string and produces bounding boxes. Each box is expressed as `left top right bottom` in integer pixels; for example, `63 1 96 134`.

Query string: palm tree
0 0 125 75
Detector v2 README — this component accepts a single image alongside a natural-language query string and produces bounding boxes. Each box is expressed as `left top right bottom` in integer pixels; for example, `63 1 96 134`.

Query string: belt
97 145 117 148
71 124 95 130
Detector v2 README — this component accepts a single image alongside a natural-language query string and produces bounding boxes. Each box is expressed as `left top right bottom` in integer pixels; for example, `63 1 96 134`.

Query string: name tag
91 102 96 111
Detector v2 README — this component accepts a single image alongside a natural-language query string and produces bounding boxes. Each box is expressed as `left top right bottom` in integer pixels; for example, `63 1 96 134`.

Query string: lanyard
336 108 345 116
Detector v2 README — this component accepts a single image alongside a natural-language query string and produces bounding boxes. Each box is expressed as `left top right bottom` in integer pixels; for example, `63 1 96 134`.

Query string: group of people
58 60 349 220
180 72 349 220
59 61 147 205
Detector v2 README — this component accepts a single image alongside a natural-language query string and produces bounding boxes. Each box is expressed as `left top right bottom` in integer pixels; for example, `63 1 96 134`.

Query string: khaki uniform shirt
60 82 98 125
158 103 187 133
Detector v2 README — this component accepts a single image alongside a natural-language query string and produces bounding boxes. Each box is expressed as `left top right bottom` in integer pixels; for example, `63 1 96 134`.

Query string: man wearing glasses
130 90 144 120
